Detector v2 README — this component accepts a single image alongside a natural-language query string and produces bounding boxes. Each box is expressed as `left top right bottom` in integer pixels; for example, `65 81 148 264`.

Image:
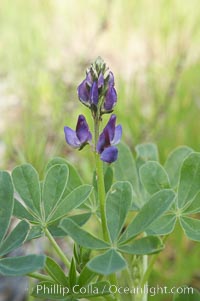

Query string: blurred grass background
0 0 200 300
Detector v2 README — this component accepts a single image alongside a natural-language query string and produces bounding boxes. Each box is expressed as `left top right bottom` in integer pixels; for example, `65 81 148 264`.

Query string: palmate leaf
0 171 14 242
12 161 92 236
87 249 126 275
119 189 175 243
106 181 132 242
0 255 45 276
164 146 193 188
118 236 164 255
140 161 170 195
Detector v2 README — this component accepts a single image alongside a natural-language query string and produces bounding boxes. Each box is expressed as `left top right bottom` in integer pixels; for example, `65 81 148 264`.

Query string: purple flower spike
64 115 92 150
77 58 117 114
97 114 122 163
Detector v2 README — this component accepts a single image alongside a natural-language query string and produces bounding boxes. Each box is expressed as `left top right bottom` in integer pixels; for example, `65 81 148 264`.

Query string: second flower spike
64 115 92 150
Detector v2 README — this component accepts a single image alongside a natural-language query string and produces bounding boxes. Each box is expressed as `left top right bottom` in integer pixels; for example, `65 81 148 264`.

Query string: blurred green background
0 0 200 300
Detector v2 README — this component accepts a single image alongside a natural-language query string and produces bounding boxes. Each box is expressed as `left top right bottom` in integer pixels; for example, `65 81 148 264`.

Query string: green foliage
12 161 92 237
0 170 45 276
140 161 170 194
119 189 175 243
118 236 164 255
45 257 68 286
164 146 193 188
60 218 110 250
87 249 127 275
0 171 14 241
0 255 45 276
106 181 132 242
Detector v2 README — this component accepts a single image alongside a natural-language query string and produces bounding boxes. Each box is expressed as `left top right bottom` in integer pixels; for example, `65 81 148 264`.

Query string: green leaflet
12 164 41 215
0 220 29 256
114 142 140 209
0 171 14 242
164 146 193 188
69 258 77 289
180 216 200 242
87 249 126 275
178 152 200 209
59 218 110 250
42 164 69 220
118 236 164 255
45 157 82 198
45 257 68 286
146 214 177 236
119 189 175 243
49 184 93 223
140 161 170 194
106 181 132 242
0 255 45 276
136 143 159 168
182 190 200 214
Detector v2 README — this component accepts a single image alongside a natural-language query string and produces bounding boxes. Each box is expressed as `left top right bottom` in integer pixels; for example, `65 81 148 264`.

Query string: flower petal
104 86 117 111
76 115 92 144
64 127 80 148
90 82 99 106
77 79 90 106
96 132 106 153
100 146 118 163
108 71 115 86
86 71 93 87
98 72 104 88
104 114 116 142
112 125 122 145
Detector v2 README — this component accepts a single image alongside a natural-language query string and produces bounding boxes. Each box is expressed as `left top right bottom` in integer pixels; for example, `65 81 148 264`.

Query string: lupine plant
0 57 200 301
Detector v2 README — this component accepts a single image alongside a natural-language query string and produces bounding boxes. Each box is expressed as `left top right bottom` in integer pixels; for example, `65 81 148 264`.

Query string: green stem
44 228 71 269
94 116 110 242
141 235 168 287
28 272 53 282
95 154 110 242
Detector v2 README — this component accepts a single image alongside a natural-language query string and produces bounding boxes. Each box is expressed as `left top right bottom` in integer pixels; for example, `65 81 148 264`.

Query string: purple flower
77 58 117 114
64 115 92 150
102 72 117 113
97 114 122 163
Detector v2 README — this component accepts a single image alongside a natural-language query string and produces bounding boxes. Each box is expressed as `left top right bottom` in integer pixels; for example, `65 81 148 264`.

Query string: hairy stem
44 228 71 269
